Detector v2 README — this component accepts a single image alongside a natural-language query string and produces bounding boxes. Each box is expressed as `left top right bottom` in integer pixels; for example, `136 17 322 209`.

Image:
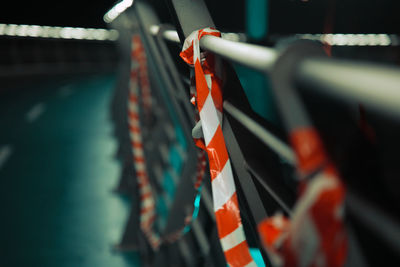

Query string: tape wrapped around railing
258 128 348 267
129 34 210 248
180 28 257 267
129 34 160 250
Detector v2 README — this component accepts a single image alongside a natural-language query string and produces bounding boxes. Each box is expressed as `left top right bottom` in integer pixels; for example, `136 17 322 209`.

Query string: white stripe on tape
135 161 146 172
128 117 139 127
141 210 155 223
212 160 235 212
193 38 200 63
203 28 220 34
133 148 144 158
141 184 151 195
130 75 139 85
128 101 139 113
292 171 337 222
205 74 212 90
130 132 141 142
199 93 220 145
220 224 246 252
142 196 154 208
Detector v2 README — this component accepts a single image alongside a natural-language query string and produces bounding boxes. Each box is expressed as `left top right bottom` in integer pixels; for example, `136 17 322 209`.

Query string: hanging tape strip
180 28 257 267
129 34 210 248
129 34 160 250
258 128 348 267
251 40 348 267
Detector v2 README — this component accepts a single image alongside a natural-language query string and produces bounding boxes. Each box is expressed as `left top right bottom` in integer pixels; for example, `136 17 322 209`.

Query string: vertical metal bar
154 25 196 126
177 238 194 266
191 214 211 256
163 0 215 40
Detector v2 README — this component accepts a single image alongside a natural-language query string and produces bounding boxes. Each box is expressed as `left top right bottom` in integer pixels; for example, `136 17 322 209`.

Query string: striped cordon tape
180 28 257 267
129 34 211 248
129 34 160 249
258 128 348 267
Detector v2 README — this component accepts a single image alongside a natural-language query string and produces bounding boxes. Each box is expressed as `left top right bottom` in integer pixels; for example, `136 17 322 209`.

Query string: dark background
1 0 400 33
207 0 400 34
0 1 116 28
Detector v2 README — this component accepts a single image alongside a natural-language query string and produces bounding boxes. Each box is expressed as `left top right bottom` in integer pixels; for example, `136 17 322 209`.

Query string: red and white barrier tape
180 28 257 267
129 34 210 249
132 35 152 115
129 34 160 250
258 128 348 267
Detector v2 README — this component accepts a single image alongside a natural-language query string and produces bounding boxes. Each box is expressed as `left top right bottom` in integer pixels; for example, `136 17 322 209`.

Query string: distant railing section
0 23 119 76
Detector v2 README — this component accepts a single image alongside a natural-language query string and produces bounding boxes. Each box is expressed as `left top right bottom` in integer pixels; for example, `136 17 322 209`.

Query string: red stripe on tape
141 192 152 200
214 192 241 238
134 156 145 163
128 111 139 120
194 59 209 112
129 125 141 134
129 94 138 103
140 205 155 215
131 141 143 149
224 240 254 267
290 128 326 174
206 126 229 180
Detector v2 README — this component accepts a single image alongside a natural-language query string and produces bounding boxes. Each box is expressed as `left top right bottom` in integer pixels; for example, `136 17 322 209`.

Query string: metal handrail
151 26 400 119
149 25 400 247
200 35 278 72
297 58 400 119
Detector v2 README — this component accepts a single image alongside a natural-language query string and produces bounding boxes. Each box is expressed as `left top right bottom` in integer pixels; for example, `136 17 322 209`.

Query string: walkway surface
0 74 140 267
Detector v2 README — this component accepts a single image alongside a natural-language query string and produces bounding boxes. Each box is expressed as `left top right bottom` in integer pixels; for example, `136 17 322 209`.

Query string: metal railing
153 27 400 119
109 0 400 266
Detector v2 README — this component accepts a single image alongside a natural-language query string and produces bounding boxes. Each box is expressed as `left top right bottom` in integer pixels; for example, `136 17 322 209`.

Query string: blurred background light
0 23 119 41
299 33 396 46
103 0 134 23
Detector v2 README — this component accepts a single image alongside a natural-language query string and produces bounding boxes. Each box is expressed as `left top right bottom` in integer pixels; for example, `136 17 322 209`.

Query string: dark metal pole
164 0 215 41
